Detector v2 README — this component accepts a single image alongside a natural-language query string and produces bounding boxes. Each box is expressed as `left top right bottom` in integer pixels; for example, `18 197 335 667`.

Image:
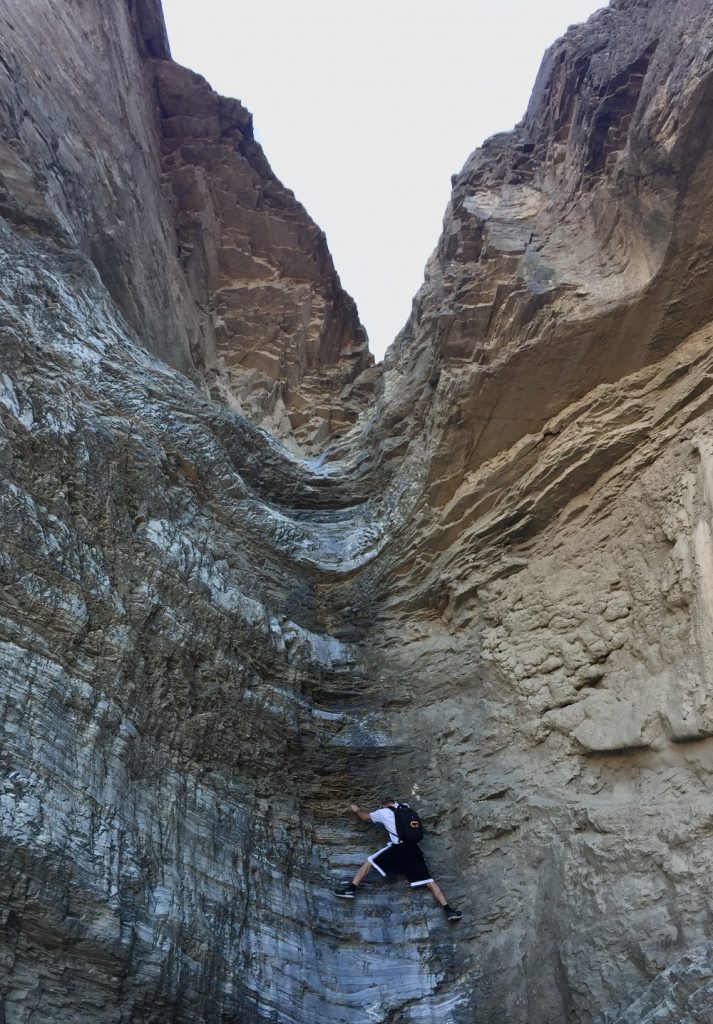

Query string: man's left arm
350 803 372 822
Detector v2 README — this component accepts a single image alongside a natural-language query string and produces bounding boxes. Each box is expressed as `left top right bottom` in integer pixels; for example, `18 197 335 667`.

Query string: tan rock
151 59 375 453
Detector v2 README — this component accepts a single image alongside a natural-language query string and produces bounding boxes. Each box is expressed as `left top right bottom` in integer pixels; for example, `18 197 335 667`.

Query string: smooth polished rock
0 225 465 1023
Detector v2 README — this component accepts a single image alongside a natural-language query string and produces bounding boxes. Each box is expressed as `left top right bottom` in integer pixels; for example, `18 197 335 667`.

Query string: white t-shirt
369 806 399 844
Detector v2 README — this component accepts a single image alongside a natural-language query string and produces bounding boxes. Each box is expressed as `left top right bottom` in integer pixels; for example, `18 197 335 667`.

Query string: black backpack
393 802 424 844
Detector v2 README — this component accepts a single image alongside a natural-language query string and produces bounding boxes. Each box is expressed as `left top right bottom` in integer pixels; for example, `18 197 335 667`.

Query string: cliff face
152 59 373 451
0 0 197 368
373 0 713 498
0 0 372 453
3 1 713 1023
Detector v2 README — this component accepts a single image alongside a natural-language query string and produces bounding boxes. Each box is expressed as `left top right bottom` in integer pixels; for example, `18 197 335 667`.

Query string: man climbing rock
333 799 463 921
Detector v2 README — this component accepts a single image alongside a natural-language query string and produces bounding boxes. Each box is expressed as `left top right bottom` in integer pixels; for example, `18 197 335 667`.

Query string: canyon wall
152 59 373 450
2 1 713 1023
0 0 371 453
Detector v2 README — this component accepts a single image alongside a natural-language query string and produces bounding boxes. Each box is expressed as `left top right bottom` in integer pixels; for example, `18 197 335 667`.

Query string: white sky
161 1 607 359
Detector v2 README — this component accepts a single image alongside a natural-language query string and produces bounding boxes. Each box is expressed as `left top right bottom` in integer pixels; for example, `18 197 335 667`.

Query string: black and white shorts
368 842 433 887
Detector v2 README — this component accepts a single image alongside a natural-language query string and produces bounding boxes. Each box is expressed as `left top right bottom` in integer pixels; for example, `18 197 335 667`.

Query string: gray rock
3 0 713 1023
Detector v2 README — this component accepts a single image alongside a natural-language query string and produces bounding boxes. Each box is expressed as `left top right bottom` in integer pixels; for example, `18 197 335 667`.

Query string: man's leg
425 880 447 906
352 859 372 886
334 859 372 898
425 879 462 921
335 846 396 899
404 846 463 921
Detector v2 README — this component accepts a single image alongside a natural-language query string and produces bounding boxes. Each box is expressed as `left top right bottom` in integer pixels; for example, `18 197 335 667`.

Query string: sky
161 1 607 359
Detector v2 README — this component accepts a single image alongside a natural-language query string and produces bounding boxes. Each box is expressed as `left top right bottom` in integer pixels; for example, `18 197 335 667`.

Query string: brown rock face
152 59 373 452
0 0 199 368
0 0 372 453
373 0 713 507
4 1 713 1024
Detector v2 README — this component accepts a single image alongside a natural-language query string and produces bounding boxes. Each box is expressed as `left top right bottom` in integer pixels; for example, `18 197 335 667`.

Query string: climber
333 799 463 921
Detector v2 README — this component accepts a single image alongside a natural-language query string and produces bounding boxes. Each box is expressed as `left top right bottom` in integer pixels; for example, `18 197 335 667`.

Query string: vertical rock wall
0 219 463 1023
0 0 203 368
151 60 373 451
349 1 713 1020
0 0 373 453
3 1 713 1023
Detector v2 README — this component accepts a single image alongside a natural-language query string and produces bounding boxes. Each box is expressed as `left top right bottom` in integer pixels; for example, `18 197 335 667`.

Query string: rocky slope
3 1 713 1023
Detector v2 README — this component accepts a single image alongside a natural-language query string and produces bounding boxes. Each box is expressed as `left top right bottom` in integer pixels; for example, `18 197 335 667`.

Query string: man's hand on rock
350 803 359 813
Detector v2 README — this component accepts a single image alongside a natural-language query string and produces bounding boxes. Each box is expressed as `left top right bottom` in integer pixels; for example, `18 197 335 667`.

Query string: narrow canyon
1 1 713 1021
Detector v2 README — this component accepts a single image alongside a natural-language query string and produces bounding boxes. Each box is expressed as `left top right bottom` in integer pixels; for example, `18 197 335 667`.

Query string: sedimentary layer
2 1 713 1023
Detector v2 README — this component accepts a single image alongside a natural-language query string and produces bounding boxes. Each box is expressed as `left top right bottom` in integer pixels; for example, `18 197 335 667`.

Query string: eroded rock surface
0 0 198 368
3 1 713 1023
152 59 373 452
0 0 373 455
598 943 713 1023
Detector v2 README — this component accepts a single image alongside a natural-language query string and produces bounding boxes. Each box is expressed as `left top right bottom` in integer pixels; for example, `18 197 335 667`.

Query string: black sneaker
333 883 359 899
443 904 462 921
